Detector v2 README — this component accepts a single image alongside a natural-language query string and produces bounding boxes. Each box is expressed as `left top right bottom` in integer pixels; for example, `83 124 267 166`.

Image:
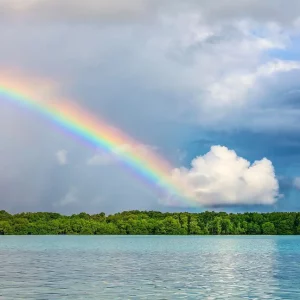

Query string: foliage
0 210 299 235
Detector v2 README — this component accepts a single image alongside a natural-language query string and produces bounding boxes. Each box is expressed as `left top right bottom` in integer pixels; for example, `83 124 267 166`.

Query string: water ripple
0 236 299 299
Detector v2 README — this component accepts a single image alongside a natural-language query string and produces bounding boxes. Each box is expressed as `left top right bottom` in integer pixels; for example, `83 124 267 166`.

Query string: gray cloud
184 0 300 24
2 0 300 25
0 0 300 213
0 0 157 22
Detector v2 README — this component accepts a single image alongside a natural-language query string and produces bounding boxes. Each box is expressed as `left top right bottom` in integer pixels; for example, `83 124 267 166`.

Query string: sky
1 0 300 214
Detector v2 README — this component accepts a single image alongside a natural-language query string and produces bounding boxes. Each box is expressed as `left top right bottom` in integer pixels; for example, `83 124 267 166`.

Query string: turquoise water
0 236 300 299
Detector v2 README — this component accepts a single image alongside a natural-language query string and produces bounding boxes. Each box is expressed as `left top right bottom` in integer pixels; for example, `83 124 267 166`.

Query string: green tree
1 210 299 235
208 217 222 235
0 210 12 221
262 222 276 235
13 218 30 235
189 217 202 234
277 220 294 235
247 222 261 234
162 216 183 235
221 218 233 235
0 221 12 235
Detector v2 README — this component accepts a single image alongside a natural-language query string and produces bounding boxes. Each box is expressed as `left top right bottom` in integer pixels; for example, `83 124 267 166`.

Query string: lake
0 236 299 299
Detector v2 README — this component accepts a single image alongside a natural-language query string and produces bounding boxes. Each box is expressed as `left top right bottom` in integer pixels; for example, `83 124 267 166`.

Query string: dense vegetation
0 210 300 235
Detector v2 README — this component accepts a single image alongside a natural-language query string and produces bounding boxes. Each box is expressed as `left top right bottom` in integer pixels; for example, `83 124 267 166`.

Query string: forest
0 210 299 235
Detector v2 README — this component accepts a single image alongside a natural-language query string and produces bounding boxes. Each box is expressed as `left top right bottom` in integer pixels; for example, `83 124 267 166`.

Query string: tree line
0 210 299 235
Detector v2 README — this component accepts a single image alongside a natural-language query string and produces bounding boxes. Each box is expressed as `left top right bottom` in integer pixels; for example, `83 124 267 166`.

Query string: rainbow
0 79 190 203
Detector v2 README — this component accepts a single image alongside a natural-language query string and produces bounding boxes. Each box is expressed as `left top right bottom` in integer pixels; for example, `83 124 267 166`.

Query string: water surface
0 236 299 299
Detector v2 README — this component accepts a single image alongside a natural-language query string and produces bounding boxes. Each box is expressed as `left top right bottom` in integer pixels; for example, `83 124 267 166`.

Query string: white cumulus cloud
54 186 78 207
55 149 68 165
166 146 279 206
293 177 300 190
87 152 115 166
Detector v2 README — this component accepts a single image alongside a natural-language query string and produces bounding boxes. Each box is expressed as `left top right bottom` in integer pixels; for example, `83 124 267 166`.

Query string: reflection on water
0 236 299 299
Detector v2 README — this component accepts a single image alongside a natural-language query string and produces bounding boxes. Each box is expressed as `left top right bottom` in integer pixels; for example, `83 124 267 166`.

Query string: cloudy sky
1 0 300 214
